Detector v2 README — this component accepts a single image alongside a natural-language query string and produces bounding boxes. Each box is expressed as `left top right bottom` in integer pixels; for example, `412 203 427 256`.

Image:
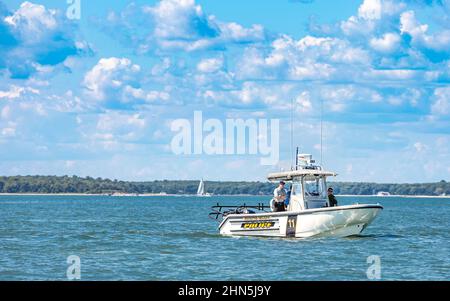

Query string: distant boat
197 179 212 197
111 192 139 197
376 191 391 196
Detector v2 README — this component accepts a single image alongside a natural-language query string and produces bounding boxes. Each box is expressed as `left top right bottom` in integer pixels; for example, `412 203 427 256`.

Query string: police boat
209 154 383 238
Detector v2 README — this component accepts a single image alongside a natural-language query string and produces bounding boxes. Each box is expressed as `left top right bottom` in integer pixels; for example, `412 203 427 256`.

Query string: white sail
197 179 205 195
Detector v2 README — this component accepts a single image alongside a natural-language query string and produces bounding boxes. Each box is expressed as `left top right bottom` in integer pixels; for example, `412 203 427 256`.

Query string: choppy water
0 195 448 280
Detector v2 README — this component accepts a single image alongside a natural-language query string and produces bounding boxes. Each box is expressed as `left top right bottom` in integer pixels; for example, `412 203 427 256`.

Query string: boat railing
208 202 271 222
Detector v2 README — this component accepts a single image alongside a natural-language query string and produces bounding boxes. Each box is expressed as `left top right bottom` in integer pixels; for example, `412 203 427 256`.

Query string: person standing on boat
327 187 338 207
285 184 292 208
272 181 287 212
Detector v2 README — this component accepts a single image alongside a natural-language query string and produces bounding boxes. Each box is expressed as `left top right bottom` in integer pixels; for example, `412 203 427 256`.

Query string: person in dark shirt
327 187 338 207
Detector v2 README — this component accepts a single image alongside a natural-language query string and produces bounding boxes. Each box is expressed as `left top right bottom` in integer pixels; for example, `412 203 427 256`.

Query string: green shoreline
1 175 449 196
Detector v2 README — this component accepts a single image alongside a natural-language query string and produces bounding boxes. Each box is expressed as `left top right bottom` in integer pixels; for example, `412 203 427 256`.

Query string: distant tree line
0 176 449 196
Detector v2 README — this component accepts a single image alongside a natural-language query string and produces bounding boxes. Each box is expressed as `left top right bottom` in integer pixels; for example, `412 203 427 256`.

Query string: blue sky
0 0 450 183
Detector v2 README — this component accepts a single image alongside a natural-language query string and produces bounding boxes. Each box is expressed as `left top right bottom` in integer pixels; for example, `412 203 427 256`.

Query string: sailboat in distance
197 179 212 197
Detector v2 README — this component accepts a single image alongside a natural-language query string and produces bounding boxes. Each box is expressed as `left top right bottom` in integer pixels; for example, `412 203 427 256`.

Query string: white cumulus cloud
197 57 224 73
431 87 450 116
83 57 141 101
1 1 91 78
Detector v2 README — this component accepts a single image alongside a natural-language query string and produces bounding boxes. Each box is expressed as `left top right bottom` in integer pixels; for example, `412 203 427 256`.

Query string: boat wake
346 233 403 239
164 231 222 239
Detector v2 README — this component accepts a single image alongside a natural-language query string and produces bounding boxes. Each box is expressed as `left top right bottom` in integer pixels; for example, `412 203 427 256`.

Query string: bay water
0 195 448 280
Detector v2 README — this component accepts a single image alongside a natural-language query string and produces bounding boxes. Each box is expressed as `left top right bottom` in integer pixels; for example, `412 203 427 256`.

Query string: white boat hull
218 204 382 238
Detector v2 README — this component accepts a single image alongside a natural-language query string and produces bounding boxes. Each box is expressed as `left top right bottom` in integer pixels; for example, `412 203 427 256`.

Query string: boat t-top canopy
267 169 337 182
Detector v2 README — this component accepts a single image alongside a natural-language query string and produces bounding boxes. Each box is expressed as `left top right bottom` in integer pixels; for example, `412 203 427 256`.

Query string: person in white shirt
272 181 287 212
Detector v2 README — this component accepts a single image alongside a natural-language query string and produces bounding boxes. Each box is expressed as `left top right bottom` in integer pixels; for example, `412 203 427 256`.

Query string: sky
0 0 449 183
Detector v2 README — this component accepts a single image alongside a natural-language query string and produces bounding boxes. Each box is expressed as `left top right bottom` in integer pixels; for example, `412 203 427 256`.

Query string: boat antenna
320 97 323 166
295 146 299 171
290 97 294 170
